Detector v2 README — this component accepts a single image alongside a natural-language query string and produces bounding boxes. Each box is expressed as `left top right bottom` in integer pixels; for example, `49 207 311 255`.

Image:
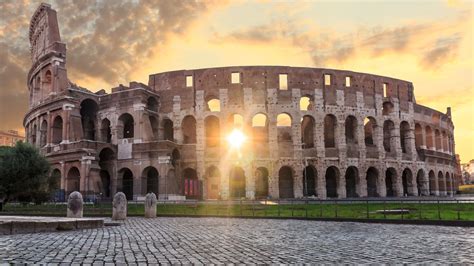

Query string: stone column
338 166 346 199
173 96 182 143
317 164 326 199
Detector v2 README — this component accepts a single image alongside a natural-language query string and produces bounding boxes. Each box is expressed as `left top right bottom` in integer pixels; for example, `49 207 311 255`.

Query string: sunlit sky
0 0 472 162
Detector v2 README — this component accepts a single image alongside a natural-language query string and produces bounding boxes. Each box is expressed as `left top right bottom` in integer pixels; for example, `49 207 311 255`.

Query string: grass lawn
1 201 473 221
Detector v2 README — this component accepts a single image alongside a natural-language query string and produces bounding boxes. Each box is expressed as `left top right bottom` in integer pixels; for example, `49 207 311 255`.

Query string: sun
226 129 246 149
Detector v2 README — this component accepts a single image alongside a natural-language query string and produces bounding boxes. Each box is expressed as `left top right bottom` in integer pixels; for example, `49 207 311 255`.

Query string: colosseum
24 4 460 201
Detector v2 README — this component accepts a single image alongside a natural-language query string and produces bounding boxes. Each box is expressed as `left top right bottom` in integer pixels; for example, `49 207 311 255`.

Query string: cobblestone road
1 217 473 264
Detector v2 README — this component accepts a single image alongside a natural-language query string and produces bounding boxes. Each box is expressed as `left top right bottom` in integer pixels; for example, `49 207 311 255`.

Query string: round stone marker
145 193 157 218
67 191 83 218
112 192 127 220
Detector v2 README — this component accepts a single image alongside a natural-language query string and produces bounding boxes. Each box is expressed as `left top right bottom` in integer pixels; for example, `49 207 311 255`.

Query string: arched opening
303 165 317 197
206 166 220 200
255 167 269 199
345 116 358 144
52 116 63 144
171 148 180 167
415 123 423 149
228 114 244 129
166 169 179 195
31 124 37 145
277 113 292 142
300 96 312 111
366 167 378 197
279 166 294 199
99 148 114 198
402 168 413 196
429 170 436 195
182 116 197 144
325 166 339 198
50 169 62 201
382 101 394 115
324 115 337 148
119 168 134 200
149 116 159 140
425 126 434 149
442 132 448 152
162 119 174 141
207 98 221 112
66 167 80 194
183 168 199 199
40 120 47 147
147 96 158 112
416 169 425 196
230 166 246 198
364 117 376 146
301 115 315 149
446 172 452 195
252 113 268 155
438 171 445 195
400 121 411 154
345 166 359 198
118 113 134 139
143 167 159 195
80 99 98 141
435 129 441 151
205 116 220 147
383 120 395 153
385 168 397 197
100 118 112 143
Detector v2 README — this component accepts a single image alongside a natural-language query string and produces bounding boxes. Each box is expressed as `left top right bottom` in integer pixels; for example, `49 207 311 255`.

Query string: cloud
420 35 461 69
0 0 226 132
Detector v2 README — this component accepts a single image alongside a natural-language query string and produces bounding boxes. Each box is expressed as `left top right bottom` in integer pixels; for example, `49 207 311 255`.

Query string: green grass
2 201 474 221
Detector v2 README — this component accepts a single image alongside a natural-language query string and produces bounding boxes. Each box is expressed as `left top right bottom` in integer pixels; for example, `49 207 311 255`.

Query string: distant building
461 160 474 184
0 130 25 147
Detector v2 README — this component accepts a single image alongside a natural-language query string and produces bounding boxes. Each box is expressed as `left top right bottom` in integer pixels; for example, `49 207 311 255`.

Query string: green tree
0 141 51 203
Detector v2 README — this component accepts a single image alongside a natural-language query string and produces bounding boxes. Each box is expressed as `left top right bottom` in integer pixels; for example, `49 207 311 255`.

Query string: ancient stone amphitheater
24 4 459 201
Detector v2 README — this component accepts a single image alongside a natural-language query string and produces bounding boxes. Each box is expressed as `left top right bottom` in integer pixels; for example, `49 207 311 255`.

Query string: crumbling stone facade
24 4 459 201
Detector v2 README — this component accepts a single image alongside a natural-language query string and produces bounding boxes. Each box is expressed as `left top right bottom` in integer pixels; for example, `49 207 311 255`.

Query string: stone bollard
67 191 83 218
112 192 127 220
145 193 157 218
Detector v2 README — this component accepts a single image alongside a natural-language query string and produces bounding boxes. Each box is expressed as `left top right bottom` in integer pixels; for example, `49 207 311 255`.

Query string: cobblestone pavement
0 217 473 264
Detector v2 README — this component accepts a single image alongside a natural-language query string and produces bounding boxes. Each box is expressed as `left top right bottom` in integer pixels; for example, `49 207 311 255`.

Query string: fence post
264 199 267 217
252 200 255 217
457 200 460 220
401 200 404 220
278 198 280 217
366 200 369 219
335 200 338 218
383 200 386 219
320 199 323 218
418 199 422 220
437 199 441 220
291 200 294 217
305 200 308 218
240 199 242 217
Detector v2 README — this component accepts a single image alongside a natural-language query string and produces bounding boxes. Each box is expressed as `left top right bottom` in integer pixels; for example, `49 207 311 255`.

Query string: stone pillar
112 192 127 220
314 89 325 158
145 192 157 218
338 166 346 199
173 96 182 143
317 164 326 199
293 163 303 198
358 167 368 197
377 174 387 197
67 191 83 218
419 125 427 149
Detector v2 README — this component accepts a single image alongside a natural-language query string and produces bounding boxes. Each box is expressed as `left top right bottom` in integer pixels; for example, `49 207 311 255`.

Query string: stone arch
40 120 47 147
183 168 199 199
205 115 220 147
416 169 427 196
171 148 180 167
119 168 134 200
324 114 337 148
182 115 196 144
385 167 398 197
325 166 340 198
100 118 112 143
300 96 312 111
429 170 437 195
31 124 37 145
402 168 414 196
435 129 441 150
277 113 292 142
442 131 448 152
206 166 220 200
345 166 359 198
415 123 423 149
364 117 377 146
366 167 379 197
255 167 269 198
52 115 63 144
147 96 159 112
206 97 221 112
303 165 317 197
149 116 159 140
142 166 159 195
162 118 174 141
118 113 134 139
279 166 294 199
301 115 315 149
80 99 99 141
98 148 115 198
230 166 246 198
66 167 80 194
438 171 445 195
345 115 358 144
383 120 395 153
400 121 411 154
252 113 268 149
425 126 434 149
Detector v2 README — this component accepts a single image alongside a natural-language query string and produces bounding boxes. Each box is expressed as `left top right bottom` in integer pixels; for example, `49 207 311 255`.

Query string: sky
0 0 473 162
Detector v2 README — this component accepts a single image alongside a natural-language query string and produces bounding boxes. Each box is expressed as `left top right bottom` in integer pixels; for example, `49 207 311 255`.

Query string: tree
0 141 51 203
